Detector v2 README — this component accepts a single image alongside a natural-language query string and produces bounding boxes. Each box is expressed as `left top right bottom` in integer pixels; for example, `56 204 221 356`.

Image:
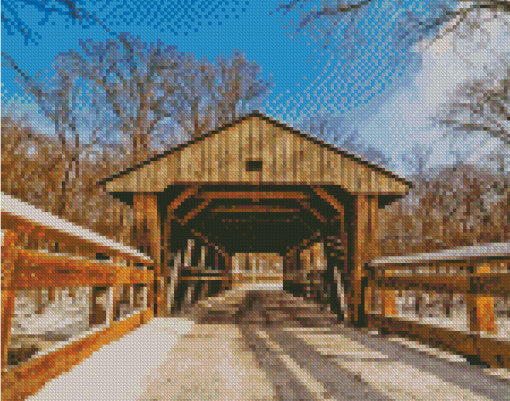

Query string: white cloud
358 6 510 177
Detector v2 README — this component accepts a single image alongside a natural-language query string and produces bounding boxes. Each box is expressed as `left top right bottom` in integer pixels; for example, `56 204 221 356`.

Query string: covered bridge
99 111 411 325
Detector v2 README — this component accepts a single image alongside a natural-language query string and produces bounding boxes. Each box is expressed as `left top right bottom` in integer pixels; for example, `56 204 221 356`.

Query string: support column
159 208 173 317
301 247 312 299
168 251 182 314
133 193 161 315
1 230 18 371
344 195 378 327
223 253 233 292
364 196 381 316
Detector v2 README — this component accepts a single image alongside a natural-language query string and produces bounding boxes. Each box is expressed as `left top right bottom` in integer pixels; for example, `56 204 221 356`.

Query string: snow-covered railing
1 193 155 400
365 243 510 369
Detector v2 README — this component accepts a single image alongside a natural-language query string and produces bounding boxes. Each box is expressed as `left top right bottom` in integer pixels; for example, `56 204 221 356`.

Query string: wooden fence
1 194 155 400
365 243 510 369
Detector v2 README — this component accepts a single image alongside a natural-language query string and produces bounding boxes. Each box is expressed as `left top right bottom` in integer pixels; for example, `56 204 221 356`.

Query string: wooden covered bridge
2 112 509 400
99 111 410 323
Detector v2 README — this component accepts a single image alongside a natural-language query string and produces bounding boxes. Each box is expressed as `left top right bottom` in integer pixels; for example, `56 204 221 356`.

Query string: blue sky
3 0 507 176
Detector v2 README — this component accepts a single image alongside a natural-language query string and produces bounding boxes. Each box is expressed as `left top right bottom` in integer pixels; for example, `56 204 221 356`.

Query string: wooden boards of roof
104 113 409 196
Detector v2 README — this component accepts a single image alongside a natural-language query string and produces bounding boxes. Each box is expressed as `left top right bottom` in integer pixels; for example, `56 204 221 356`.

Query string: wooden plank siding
103 114 410 196
3 249 152 289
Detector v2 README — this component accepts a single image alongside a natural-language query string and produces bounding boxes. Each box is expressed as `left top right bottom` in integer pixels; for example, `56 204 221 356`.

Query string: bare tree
434 59 509 147
399 144 434 179
2 0 246 45
1 116 136 244
2 53 99 216
429 4 510 173
277 1 510 38
170 50 272 138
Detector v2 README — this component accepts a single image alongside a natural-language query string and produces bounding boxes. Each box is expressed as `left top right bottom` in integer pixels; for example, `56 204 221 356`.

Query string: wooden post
200 280 209 299
90 287 108 326
344 195 372 327
467 264 497 334
223 253 233 292
35 289 44 314
1 230 19 371
47 287 56 303
133 194 161 314
158 206 173 317
302 247 312 299
168 251 182 314
132 284 143 309
380 272 397 315
200 246 207 269
184 283 195 307
109 285 121 324
364 196 381 316
325 245 341 318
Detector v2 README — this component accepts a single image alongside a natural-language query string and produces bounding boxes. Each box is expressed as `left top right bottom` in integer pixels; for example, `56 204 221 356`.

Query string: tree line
2 0 508 255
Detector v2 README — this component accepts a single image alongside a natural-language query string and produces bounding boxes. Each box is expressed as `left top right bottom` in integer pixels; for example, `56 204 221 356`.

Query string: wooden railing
1 194 155 400
365 243 510 369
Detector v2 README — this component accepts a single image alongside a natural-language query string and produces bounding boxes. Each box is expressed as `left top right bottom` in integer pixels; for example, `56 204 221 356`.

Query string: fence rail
365 243 510 369
1 194 154 400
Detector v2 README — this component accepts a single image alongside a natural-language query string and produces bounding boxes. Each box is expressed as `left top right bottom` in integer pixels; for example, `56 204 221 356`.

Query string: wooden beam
179 199 211 224
10 268 152 289
190 228 226 257
158 204 176 317
222 253 233 292
1 211 153 268
3 248 153 288
167 251 182 315
201 191 309 200
166 185 202 217
210 205 301 214
133 194 161 314
180 277 225 281
344 195 370 327
364 195 380 316
287 230 322 255
180 268 224 276
367 313 510 369
311 186 344 221
296 200 328 224
369 275 469 294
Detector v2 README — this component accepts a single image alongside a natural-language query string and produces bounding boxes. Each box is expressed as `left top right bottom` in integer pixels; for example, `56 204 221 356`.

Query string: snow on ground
30 318 195 401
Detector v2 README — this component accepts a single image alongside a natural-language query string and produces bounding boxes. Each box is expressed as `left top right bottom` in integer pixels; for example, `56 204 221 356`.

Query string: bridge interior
130 184 363 320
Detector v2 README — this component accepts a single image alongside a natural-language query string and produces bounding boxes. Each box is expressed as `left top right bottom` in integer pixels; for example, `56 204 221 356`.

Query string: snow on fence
1 193 155 400
365 243 510 369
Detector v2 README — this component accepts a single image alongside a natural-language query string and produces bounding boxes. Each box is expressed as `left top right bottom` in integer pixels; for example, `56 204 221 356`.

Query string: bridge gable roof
100 111 411 196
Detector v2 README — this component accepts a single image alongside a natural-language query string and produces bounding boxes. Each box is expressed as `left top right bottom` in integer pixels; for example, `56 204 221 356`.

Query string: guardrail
365 242 510 369
1 194 155 400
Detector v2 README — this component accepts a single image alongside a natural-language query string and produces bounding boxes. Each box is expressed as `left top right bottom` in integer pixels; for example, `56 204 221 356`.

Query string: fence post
90 287 108 326
109 285 121 325
467 264 497 334
381 270 397 316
